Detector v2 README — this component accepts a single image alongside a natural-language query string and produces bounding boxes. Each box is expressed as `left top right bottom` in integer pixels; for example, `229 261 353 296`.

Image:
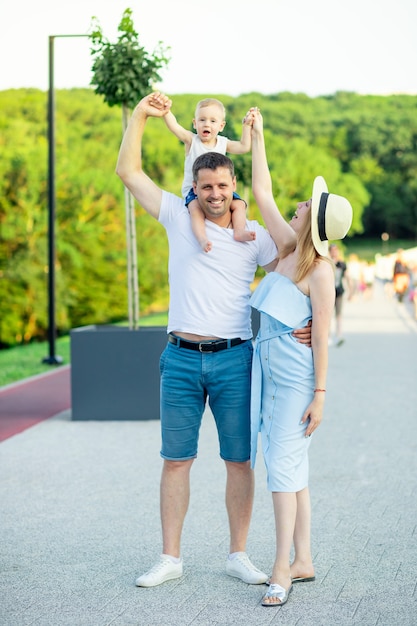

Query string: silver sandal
261 582 293 607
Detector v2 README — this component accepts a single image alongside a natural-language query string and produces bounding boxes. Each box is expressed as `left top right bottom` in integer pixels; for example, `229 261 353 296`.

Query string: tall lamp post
43 33 89 365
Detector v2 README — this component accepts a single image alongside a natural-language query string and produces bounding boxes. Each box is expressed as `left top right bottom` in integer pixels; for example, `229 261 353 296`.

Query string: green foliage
89 8 170 109
1 88 416 348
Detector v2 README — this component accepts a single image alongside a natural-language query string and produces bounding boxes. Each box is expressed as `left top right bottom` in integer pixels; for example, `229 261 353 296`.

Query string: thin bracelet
314 389 326 393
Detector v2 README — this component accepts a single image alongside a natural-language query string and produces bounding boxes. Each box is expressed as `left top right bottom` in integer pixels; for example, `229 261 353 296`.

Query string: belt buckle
199 342 214 353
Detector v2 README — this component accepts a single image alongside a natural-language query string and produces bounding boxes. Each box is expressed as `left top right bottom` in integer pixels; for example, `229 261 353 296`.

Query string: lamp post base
42 355 64 365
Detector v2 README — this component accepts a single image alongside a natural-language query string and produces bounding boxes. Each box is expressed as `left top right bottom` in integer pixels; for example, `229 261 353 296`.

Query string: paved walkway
0 366 71 442
1 281 416 626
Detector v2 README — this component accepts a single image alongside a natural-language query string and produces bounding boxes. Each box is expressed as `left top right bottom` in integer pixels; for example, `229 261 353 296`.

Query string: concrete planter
70 325 167 421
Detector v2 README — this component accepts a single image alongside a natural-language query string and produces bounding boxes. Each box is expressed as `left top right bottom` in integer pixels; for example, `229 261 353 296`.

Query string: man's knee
225 459 252 475
163 458 194 474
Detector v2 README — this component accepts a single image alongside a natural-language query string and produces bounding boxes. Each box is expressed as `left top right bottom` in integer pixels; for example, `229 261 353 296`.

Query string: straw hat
311 176 353 256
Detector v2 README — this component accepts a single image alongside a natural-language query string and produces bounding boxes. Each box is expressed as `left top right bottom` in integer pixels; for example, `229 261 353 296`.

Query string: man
116 92 310 587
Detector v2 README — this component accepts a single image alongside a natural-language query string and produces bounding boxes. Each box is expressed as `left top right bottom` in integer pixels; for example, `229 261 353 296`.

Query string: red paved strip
0 366 71 442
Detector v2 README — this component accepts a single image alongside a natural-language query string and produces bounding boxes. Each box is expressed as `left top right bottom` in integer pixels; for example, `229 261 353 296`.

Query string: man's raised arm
115 92 172 220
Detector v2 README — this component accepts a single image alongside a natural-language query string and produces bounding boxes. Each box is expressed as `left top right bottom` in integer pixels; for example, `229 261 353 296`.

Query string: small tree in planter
70 9 170 422
89 7 170 328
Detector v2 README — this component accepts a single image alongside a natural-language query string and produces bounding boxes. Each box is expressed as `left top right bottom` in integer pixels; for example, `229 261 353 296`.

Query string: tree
89 8 170 328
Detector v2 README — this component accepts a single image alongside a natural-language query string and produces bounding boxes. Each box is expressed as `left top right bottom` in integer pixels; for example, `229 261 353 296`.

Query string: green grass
0 335 72 388
0 313 168 388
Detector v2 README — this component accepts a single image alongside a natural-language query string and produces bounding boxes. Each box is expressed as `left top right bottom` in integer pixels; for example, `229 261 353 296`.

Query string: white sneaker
226 552 268 584
135 555 183 587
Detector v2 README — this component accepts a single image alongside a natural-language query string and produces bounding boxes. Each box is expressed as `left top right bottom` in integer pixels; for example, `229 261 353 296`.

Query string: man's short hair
192 152 235 182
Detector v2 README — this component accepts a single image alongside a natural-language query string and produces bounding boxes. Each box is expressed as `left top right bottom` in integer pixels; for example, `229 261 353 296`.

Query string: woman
249 110 352 607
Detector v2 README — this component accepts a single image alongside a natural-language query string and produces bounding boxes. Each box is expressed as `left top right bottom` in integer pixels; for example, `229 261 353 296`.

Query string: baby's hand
243 107 260 125
242 108 254 124
148 91 171 113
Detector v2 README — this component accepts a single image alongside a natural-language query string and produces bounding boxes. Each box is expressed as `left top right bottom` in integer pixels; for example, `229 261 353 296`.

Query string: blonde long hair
294 206 331 283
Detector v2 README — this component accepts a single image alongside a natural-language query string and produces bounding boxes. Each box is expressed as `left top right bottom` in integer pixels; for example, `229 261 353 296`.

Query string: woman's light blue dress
250 272 314 492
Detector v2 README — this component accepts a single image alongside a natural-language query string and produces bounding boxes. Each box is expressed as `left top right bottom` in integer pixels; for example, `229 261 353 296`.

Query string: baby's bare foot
199 239 212 253
234 230 256 243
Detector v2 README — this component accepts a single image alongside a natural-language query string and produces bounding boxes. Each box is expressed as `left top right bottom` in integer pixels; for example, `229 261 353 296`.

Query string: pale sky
1 0 416 97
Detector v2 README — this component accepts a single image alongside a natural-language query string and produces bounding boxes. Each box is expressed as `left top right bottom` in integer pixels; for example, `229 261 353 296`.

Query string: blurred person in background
329 244 347 346
393 249 410 303
346 253 362 300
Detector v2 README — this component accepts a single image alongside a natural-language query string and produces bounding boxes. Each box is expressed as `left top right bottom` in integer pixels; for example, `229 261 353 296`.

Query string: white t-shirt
181 135 229 198
159 191 277 339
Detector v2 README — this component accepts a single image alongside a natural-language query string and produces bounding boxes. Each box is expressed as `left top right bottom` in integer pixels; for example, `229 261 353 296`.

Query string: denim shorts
159 339 253 462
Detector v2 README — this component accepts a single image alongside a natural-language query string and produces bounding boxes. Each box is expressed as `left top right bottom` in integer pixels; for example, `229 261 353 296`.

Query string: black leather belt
168 333 245 353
